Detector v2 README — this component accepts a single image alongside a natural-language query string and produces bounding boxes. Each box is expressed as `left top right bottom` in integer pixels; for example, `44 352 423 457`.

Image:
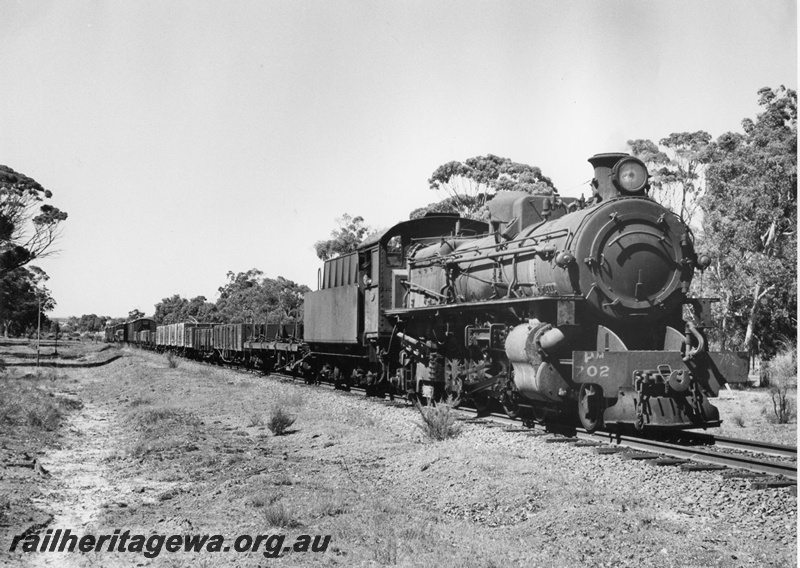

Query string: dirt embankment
1 350 796 568
1 339 122 369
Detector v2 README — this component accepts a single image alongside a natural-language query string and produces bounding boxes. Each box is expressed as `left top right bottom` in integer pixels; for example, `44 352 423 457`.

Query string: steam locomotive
112 153 749 431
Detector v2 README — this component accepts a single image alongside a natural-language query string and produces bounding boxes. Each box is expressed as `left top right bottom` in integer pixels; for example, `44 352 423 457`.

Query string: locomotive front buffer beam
572 350 749 430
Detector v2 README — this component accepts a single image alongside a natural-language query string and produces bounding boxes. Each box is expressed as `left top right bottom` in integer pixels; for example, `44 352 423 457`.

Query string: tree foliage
628 131 714 225
216 270 309 324
0 166 67 272
700 86 797 357
153 294 219 324
408 196 468 220
55 314 111 334
418 155 556 219
153 270 310 326
128 308 146 321
77 314 108 332
313 214 371 260
0 265 55 337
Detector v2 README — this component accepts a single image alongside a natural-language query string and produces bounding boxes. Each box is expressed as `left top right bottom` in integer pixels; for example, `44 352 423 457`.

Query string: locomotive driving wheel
472 394 491 414
500 363 521 419
578 384 605 432
502 394 521 419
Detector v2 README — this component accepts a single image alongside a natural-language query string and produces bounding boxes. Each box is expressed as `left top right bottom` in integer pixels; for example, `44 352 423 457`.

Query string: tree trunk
744 277 776 355
744 219 780 354
743 279 761 355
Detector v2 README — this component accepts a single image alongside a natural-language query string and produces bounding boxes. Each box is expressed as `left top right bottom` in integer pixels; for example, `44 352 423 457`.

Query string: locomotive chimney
588 153 649 201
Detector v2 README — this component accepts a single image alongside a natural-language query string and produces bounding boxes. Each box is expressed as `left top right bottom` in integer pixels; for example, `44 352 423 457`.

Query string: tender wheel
578 384 605 432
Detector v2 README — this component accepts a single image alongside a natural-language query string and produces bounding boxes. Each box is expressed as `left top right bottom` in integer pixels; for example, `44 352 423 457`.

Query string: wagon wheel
578 383 605 432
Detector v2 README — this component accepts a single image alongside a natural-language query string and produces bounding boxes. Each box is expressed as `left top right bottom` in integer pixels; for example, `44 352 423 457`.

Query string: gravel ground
700 388 797 445
1 350 795 568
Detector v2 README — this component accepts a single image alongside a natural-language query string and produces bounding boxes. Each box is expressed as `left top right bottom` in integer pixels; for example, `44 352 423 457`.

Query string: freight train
108 152 749 431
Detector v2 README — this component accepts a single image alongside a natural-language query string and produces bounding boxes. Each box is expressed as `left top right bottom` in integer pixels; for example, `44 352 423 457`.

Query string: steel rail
448 405 797 480
579 430 797 481
683 432 797 459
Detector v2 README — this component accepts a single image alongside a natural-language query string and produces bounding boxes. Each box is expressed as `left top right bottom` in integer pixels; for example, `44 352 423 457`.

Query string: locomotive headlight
612 157 649 194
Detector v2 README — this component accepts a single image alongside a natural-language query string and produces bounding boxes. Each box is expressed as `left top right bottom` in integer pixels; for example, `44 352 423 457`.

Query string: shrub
165 352 179 369
125 406 201 458
248 413 265 427
25 405 61 430
267 406 296 436
263 503 301 528
373 536 398 565
314 494 346 517
0 376 77 431
127 407 200 431
249 491 276 508
766 345 797 424
415 396 461 441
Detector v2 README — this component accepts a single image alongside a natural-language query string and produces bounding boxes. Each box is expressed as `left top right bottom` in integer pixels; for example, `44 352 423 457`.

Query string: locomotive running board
386 295 585 317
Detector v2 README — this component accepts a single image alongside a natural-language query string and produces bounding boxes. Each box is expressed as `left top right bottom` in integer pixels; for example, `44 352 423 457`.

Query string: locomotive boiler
387 153 748 430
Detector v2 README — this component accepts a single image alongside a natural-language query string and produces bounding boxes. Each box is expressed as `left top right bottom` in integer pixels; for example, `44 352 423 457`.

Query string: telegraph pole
36 294 41 368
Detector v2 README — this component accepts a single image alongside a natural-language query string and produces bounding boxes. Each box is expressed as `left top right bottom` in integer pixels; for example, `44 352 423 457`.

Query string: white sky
1 0 796 318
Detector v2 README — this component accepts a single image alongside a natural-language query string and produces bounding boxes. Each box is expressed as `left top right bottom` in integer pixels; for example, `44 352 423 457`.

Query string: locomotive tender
115 152 748 431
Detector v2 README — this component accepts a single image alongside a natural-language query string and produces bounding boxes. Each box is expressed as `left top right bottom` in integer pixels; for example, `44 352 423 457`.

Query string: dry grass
731 413 746 428
262 502 302 528
165 351 180 369
29 350 793 568
267 406 296 436
0 337 110 365
247 412 265 427
415 396 462 441
0 370 80 431
706 387 796 445
766 346 797 424
124 405 202 459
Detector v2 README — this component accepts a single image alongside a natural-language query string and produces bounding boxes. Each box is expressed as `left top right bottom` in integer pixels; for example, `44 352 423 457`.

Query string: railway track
577 429 797 482
421 402 798 484
180 359 800 485
682 432 797 459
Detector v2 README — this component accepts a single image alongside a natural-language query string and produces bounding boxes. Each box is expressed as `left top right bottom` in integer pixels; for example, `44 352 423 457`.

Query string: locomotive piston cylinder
505 320 570 402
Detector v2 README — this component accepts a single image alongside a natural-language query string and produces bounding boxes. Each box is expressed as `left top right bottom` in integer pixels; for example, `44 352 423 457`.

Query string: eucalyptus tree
418 155 555 219
627 131 714 226
0 166 67 272
700 86 797 358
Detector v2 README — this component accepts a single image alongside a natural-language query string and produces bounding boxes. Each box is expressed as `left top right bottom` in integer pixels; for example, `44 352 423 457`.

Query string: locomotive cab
303 214 487 388
356 215 489 344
